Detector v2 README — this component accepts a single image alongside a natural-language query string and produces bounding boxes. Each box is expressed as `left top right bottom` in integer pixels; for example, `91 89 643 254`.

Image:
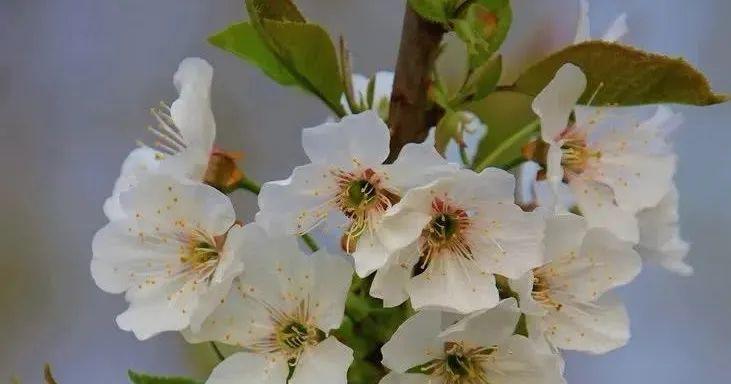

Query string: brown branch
386 5 445 162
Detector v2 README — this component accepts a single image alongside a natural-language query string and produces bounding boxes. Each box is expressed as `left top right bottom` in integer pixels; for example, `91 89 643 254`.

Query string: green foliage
457 54 502 104
209 23 296 86
452 0 512 67
469 91 538 171
210 0 346 116
408 0 451 23
512 41 728 106
332 275 412 384
128 371 202 384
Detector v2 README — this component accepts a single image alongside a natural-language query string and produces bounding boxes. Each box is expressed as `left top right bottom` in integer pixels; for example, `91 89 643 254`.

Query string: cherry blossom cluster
91 48 689 384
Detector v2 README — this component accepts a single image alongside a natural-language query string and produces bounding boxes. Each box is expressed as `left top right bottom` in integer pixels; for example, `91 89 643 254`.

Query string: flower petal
370 246 419 308
541 293 630 354
381 311 446 373
440 298 520 347
257 163 338 235
385 142 457 191
532 64 586 143
171 57 216 152
484 335 565 384
290 337 353 384
570 178 639 243
637 187 692 275
309 250 353 332
206 352 289 384
409 257 500 314
302 111 390 167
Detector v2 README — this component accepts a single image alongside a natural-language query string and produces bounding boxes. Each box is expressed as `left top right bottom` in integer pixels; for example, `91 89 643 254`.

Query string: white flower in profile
104 57 216 220
343 71 394 120
510 214 641 354
573 0 628 44
531 63 679 242
372 168 545 314
91 174 243 340
184 223 354 384
257 110 455 277
637 186 692 275
380 299 565 384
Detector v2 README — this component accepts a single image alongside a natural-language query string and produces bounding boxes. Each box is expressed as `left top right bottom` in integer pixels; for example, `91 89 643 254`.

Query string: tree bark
386 5 445 162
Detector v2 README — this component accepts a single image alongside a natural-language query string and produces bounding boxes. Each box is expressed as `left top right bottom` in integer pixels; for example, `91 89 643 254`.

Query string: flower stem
386 5 445 162
210 341 225 362
472 119 540 172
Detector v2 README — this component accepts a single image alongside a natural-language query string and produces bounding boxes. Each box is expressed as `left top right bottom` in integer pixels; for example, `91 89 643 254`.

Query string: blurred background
1 0 730 382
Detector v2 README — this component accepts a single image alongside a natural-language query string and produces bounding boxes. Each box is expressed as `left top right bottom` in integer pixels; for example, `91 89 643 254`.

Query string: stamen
416 197 472 273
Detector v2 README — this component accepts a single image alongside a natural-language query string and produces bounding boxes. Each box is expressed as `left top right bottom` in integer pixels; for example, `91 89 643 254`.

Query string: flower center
250 300 324 365
559 128 600 176
333 168 400 253
179 229 222 282
419 342 494 384
276 321 319 355
531 267 562 311
415 198 472 274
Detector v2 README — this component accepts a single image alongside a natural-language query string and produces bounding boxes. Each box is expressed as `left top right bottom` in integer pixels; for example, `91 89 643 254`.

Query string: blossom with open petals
184 223 353 384
104 57 216 220
380 299 565 384
257 111 455 277
373 168 544 313
511 214 641 354
92 174 242 340
531 64 679 241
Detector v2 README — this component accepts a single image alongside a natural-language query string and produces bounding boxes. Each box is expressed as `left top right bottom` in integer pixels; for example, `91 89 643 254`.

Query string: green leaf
469 91 538 171
460 54 502 103
452 0 512 68
209 22 296 86
128 371 202 384
434 110 461 155
408 0 450 23
512 41 728 106
259 20 345 113
246 0 305 23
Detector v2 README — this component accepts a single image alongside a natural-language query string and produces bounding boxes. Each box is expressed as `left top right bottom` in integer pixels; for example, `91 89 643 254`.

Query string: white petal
532 64 586 143
171 57 216 152
309 250 353 332
290 337 353 384
381 311 446 373
573 0 590 43
115 287 189 340
119 174 235 236
302 111 390 167
595 153 676 212
484 335 565 384
509 271 546 317
570 178 639 242
385 142 457 191
372 71 395 107
534 180 576 211
601 13 628 42
409 257 500 314
544 213 587 264
206 352 288 384
470 202 545 279
104 147 161 220
542 293 630 354
370 246 419 308
637 187 692 275
257 163 338 235
440 298 520 347
352 229 390 278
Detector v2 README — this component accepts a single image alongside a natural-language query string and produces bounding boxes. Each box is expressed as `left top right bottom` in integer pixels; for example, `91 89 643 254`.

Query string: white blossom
380 299 565 384
103 57 216 220
637 186 692 275
184 223 354 384
257 111 455 277
373 168 545 313
511 214 641 354
532 63 679 242
91 174 242 340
